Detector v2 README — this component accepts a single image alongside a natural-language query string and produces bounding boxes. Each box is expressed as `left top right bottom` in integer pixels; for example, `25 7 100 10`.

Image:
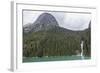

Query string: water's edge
23 56 91 63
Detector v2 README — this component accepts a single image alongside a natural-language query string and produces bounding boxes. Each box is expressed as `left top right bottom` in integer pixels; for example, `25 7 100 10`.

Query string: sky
23 10 91 31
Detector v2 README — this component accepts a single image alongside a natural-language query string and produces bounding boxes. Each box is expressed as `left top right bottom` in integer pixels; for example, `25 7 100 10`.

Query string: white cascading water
80 41 84 60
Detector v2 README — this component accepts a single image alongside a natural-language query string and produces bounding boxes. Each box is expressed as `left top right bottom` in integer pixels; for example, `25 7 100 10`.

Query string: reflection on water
23 56 91 62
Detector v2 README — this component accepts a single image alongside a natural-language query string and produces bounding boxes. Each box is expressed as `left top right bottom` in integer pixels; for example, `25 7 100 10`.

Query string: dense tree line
23 28 91 57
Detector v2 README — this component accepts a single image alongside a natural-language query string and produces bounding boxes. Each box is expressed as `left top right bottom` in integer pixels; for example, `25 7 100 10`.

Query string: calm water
23 56 91 63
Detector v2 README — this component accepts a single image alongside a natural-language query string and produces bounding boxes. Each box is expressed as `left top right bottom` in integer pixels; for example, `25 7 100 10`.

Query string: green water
23 56 90 63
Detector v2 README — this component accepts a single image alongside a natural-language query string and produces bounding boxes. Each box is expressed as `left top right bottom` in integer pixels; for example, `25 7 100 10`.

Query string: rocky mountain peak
24 13 59 33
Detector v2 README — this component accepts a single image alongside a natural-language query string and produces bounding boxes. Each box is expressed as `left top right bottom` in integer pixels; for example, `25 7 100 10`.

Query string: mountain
23 13 91 57
23 13 59 33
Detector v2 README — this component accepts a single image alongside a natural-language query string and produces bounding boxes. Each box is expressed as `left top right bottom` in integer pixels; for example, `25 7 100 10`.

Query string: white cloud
23 11 43 25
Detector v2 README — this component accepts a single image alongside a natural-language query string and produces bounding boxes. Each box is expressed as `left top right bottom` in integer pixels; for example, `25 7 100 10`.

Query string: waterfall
80 41 84 60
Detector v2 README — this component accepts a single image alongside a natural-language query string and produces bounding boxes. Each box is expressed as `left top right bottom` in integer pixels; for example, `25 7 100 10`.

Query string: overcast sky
23 11 91 31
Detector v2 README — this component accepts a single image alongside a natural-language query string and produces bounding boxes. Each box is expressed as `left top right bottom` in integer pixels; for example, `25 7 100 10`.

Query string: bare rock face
23 13 59 33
